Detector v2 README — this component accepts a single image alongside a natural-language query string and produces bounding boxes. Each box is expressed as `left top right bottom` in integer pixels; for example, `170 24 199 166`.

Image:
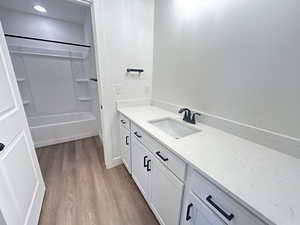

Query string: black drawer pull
134 131 142 138
125 136 129 145
206 195 234 221
146 159 151 172
156 151 168 161
143 156 148 167
186 203 193 221
0 143 5 152
121 120 126 124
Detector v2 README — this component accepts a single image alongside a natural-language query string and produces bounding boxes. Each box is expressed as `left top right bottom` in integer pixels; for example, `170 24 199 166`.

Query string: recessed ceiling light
33 5 47 13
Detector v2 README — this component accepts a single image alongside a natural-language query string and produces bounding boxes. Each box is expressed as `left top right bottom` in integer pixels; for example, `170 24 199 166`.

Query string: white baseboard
105 157 122 169
34 132 98 148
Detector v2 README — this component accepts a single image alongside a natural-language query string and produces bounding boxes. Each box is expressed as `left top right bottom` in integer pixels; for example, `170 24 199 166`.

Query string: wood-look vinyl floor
36 137 159 225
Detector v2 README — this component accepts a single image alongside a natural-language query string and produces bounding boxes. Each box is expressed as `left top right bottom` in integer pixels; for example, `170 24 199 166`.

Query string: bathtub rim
29 112 99 148
28 112 96 128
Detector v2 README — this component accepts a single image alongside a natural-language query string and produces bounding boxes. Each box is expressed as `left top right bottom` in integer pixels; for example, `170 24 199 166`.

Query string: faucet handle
191 113 201 124
178 108 192 122
178 108 190 114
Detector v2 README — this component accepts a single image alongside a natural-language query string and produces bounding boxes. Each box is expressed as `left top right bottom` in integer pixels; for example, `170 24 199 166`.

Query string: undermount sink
149 118 200 139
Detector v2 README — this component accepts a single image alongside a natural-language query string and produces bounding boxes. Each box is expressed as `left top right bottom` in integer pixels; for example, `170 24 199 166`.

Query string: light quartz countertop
118 105 300 225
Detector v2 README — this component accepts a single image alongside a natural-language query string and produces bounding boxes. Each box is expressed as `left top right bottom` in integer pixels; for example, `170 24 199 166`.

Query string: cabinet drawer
183 192 226 225
132 123 186 181
190 170 267 225
120 114 130 130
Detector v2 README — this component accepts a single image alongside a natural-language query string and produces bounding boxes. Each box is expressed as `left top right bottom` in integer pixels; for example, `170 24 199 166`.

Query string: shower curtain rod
4 34 91 48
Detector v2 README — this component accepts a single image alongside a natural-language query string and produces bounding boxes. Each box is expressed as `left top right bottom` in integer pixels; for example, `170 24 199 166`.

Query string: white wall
153 0 300 140
92 0 154 168
0 7 85 44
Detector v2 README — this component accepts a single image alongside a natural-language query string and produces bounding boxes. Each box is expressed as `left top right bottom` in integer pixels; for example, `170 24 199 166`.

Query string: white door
150 156 184 225
183 192 226 225
0 210 7 225
120 125 131 173
131 136 150 200
0 24 45 225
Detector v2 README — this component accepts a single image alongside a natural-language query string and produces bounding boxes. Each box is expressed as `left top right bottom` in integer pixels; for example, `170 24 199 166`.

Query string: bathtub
28 112 98 148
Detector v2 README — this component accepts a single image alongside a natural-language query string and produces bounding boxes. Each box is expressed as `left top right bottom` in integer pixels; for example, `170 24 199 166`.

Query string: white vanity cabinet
118 112 268 225
119 114 131 173
130 121 185 225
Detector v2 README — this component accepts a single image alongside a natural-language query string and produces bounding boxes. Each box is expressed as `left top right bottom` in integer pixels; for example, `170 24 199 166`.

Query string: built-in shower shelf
76 78 89 83
23 100 30 105
8 45 89 59
17 78 25 83
78 97 92 102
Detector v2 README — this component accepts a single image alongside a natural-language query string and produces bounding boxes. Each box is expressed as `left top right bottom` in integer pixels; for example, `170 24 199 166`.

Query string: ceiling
0 0 89 24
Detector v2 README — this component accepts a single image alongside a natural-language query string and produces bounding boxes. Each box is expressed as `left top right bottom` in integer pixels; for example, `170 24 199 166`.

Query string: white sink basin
149 118 200 139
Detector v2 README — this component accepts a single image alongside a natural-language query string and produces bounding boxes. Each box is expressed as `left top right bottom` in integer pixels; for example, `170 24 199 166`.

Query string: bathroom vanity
118 105 300 225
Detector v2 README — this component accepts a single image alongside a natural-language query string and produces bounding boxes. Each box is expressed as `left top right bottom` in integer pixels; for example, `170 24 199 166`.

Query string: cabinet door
150 156 184 225
182 192 226 225
120 125 131 173
131 136 151 200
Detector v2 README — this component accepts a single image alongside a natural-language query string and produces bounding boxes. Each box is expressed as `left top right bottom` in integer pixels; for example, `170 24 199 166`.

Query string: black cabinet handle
0 143 5 152
156 151 168 161
206 195 234 221
134 131 142 138
121 120 126 124
146 159 151 172
186 203 193 221
125 136 129 145
143 156 148 167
